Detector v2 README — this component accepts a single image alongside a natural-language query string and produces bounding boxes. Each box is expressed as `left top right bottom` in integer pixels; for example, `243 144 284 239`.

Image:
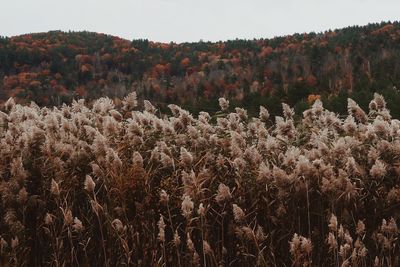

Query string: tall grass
0 93 399 266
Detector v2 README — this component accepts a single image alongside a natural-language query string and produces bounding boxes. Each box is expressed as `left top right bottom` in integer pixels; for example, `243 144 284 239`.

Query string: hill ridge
1 21 400 116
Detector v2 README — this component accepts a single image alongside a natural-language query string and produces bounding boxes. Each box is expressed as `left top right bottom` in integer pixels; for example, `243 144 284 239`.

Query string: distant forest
1 21 400 117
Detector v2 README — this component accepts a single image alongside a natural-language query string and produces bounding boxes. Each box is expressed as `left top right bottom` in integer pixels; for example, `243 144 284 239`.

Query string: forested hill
1 21 400 116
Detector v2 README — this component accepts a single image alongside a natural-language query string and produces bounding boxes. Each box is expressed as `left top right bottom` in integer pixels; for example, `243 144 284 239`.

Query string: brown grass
0 93 399 266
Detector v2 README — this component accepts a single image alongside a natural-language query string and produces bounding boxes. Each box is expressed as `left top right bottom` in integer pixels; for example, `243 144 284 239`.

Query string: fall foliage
1 22 400 117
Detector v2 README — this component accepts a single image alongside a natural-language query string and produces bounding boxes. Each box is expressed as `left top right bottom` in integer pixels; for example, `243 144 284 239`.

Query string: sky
1 0 399 43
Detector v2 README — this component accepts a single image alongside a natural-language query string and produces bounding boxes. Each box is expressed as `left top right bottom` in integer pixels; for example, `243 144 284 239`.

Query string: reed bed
0 93 399 266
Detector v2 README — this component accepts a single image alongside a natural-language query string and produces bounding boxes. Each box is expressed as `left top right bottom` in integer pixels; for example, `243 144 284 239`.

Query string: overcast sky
1 0 399 43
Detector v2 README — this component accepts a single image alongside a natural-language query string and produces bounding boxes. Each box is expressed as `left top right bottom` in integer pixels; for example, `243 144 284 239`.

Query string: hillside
1 21 400 115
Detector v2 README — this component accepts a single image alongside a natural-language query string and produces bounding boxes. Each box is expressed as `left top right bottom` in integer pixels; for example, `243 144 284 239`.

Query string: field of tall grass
0 93 399 266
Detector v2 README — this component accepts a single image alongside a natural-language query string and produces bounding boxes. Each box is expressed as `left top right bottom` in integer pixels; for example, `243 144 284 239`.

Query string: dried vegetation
0 93 399 266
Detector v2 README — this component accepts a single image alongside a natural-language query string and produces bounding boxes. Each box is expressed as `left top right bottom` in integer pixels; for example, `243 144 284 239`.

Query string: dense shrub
0 93 399 266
